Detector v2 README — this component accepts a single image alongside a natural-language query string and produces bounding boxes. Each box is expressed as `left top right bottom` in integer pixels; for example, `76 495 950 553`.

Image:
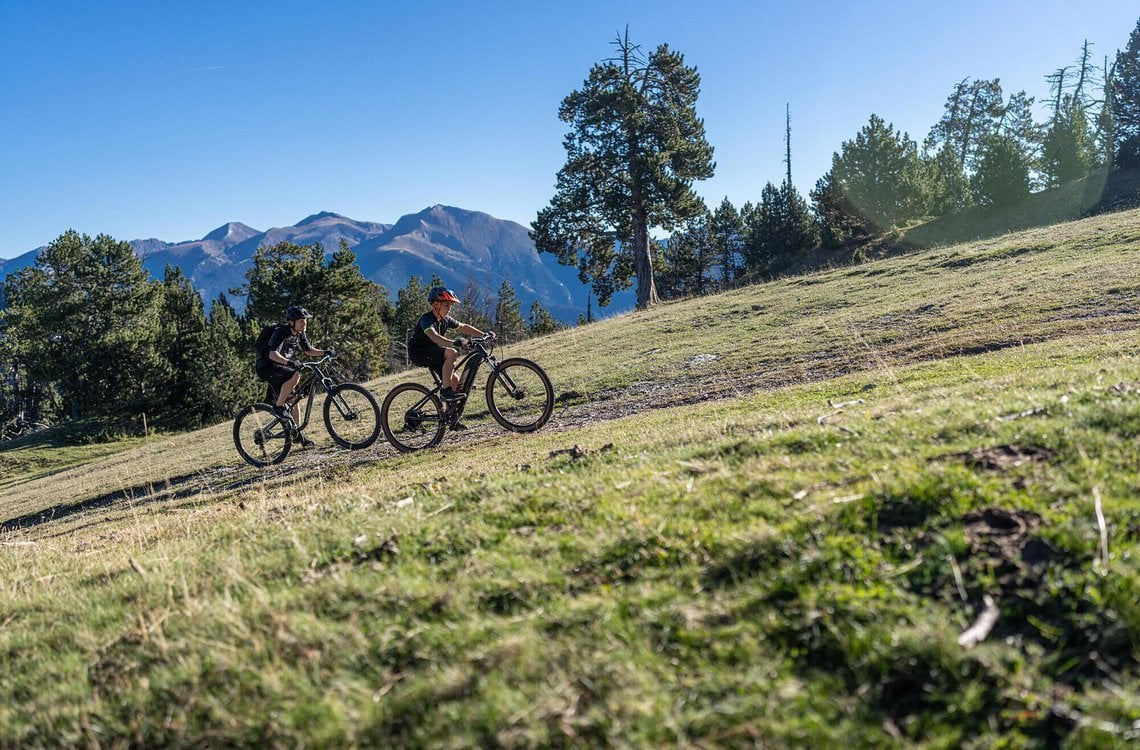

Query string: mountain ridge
0 206 634 322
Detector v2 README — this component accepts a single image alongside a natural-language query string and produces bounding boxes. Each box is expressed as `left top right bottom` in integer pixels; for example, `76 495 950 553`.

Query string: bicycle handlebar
299 353 337 368
457 333 496 350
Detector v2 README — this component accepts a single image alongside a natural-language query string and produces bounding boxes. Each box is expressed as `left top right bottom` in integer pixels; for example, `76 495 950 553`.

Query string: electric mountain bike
233 354 381 467
380 334 554 452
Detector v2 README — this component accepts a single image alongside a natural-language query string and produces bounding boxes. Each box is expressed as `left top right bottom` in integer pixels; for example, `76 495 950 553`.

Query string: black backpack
255 323 287 361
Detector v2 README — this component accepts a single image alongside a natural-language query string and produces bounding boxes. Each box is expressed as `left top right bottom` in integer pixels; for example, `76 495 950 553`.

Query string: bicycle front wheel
486 358 554 433
324 383 382 449
233 403 292 467
381 382 446 451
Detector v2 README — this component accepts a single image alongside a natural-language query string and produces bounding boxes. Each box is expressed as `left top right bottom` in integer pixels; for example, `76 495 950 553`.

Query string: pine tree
532 28 715 309
658 219 711 299
925 78 1005 174
999 90 1044 187
1042 95 1096 185
829 114 928 232
527 300 563 337
1112 18 1140 167
3 230 165 427
156 265 212 427
972 134 1032 207
494 278 528 343
319 242 392 381
391 275 429 368
810 170 865 248
708 198 745 288
204 294 261 417
924 142 973 214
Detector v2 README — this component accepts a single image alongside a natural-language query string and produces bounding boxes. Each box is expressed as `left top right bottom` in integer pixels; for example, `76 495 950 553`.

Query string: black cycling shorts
408 344 445 377
255 361 298 391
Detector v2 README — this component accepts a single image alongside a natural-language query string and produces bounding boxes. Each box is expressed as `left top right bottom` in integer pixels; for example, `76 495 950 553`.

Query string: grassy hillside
899 169 1140 250
2 208 1140 747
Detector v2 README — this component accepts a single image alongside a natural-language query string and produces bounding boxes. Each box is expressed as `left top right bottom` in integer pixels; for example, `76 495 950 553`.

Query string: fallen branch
947 553 968 602
816 410 842 425
1093 483 1110 570
425 503 453 518
995 406 1048 422
129 557 148 576
1077 446 1111 571
957 594 1000 648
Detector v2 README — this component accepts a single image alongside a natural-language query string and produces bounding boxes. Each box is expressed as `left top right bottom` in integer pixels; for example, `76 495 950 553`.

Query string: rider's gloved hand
288 359 303 370
487 330 497 340
327 348 338 358
455 336 470 349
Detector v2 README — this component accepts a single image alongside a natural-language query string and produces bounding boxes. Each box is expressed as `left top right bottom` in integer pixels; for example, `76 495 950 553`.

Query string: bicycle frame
273 357 340 431
236 354 383 466
380 335 554 452
429 341 524 424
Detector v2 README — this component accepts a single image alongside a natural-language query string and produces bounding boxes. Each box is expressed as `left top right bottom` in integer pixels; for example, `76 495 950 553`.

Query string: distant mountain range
0 206 635 322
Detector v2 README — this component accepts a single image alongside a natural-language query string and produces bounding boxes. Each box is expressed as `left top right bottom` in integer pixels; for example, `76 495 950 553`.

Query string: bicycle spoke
233 403 291 466
324 384 381 449
486 358 554 433
381 383 446 451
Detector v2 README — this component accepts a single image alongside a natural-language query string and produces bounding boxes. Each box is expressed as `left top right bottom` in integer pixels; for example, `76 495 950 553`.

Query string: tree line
0 237 564 441
534 19 1140 306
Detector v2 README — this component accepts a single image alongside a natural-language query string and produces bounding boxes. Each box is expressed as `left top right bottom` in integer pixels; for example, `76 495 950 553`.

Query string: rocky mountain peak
202 222 259 244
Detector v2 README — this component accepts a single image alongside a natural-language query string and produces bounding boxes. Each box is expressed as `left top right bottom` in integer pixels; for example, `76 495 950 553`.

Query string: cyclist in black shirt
255 305 334 446
407 287 493 401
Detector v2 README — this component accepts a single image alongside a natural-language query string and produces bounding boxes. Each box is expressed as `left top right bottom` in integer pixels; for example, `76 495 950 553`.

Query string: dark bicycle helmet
428 287 461 304
284 305 313 321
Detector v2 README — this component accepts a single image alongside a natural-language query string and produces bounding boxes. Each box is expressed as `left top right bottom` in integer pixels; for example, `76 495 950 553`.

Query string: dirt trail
1 372 745 538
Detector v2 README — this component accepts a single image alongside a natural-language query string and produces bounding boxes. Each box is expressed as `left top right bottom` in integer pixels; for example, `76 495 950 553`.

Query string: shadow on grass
0 461 314 533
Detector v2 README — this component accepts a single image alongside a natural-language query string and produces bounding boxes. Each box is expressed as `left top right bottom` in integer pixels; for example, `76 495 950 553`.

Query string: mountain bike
380 334 554 452
233 354 381 467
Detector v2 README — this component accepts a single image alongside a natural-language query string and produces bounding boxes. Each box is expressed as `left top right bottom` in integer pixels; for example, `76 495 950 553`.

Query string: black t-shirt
266 326 313 362
408 310 458 351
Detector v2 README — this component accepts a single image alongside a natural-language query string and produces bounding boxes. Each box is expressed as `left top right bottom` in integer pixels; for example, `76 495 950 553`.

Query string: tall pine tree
1112 18 1140 167
156 265 212 427
204 294 261 417
494 278 528 344
532 28 715 309
658 218 711 299
828 115 928 232
391 275 430 369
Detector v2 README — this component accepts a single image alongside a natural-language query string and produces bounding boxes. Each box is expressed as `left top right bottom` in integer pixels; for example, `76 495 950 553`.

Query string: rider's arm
455 323 484 337
269 345 291 365
424 328 454 347
298 332 325 358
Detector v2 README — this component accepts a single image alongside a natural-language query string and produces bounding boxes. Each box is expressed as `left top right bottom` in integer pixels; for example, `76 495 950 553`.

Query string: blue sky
1 0 1137 259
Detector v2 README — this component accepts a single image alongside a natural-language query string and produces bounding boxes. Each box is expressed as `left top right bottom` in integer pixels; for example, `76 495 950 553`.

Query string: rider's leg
441 347 459 391
276 371 300 416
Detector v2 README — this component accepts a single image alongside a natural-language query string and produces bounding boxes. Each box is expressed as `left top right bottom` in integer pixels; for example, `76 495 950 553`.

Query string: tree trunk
632 211 660 309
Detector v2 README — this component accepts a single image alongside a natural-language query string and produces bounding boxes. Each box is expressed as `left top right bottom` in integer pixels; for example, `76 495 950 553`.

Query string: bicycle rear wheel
381 382 446 451
486 358 554 433
324 383 381 449
233 403 292 466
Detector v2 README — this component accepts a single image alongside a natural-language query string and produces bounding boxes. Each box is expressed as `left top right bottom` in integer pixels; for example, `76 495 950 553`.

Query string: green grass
3 208 1140 747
